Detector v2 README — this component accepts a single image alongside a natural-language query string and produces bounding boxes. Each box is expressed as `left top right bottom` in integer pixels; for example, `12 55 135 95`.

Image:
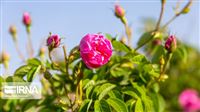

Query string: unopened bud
47 34 61 51
23 12 32 27
115 4 125 18
165 35 177 53
152 39 162 45
160 74 168 81
9 25 17 41
159 56 165 65
39 47 46 58
0 51 10 69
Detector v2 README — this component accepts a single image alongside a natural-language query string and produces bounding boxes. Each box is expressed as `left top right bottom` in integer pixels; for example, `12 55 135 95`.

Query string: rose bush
0 1 199 112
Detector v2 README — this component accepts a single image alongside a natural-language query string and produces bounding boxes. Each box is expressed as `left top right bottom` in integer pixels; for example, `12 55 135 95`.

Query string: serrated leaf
14 65 33 77
94 100 111 112
98 83 116 100
106 98 128 112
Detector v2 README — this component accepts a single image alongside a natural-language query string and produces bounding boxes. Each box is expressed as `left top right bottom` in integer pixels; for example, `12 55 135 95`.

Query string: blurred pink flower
80 34 112 69
23 12 32 26
115 4 125 18
179 89 200 112
47 34 61 50
165 35 177 53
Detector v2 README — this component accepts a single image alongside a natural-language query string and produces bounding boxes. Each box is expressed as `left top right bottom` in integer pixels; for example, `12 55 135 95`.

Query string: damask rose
179 89 200 112
47 34 61 50
80 34 112 69
165 35 177 53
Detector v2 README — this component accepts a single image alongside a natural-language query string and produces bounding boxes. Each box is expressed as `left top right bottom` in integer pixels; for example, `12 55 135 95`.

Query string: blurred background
0 0 199 111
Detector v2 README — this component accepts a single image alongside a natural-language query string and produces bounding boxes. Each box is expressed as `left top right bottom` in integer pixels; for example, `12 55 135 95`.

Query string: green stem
27 32 34 58
14 41 25 62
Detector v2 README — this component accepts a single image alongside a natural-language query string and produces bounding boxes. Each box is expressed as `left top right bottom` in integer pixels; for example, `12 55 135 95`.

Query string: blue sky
0 0 199 74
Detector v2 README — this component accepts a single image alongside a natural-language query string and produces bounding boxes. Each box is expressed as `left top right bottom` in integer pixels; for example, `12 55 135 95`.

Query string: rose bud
0 51 10 69
179 89 200 112
165 35 177 53
80 34 112 69
115 4 125 18
23 12 32 26
9 25 17 41
152 38 162 46
47 34 61 51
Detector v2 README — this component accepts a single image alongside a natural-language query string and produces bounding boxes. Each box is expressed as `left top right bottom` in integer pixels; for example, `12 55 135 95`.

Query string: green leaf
123 90 139 99
94 100 111 112
135 99 144 112
105 33 113 40
137 32 153 47
86 86 94 99
27 58 41 66
6 76 25 82
78 99 90 112
87 99 93 112
27 65 41 82
126 99 136 111
106 98 128 112
151 45 165 63
108 90 123 100
150 93 165 112
14 65 33 77
98 83 116 100
130 54 147 64
112 39 131 53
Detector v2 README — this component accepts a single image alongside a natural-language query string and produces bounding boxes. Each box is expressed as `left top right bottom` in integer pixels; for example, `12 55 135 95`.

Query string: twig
162 0 193 29
14 42 25 62
155 1 165 31
27 32 34 58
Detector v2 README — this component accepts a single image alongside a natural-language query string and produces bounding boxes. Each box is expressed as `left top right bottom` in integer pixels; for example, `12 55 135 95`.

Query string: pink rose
179 89 200 112
115 4 125 18
23 12 32 26
47 34 61 50
80 34 112 69
165 35 177 53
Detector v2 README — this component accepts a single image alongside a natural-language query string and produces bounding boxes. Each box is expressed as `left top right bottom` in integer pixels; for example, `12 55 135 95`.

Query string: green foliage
1 2 197 111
